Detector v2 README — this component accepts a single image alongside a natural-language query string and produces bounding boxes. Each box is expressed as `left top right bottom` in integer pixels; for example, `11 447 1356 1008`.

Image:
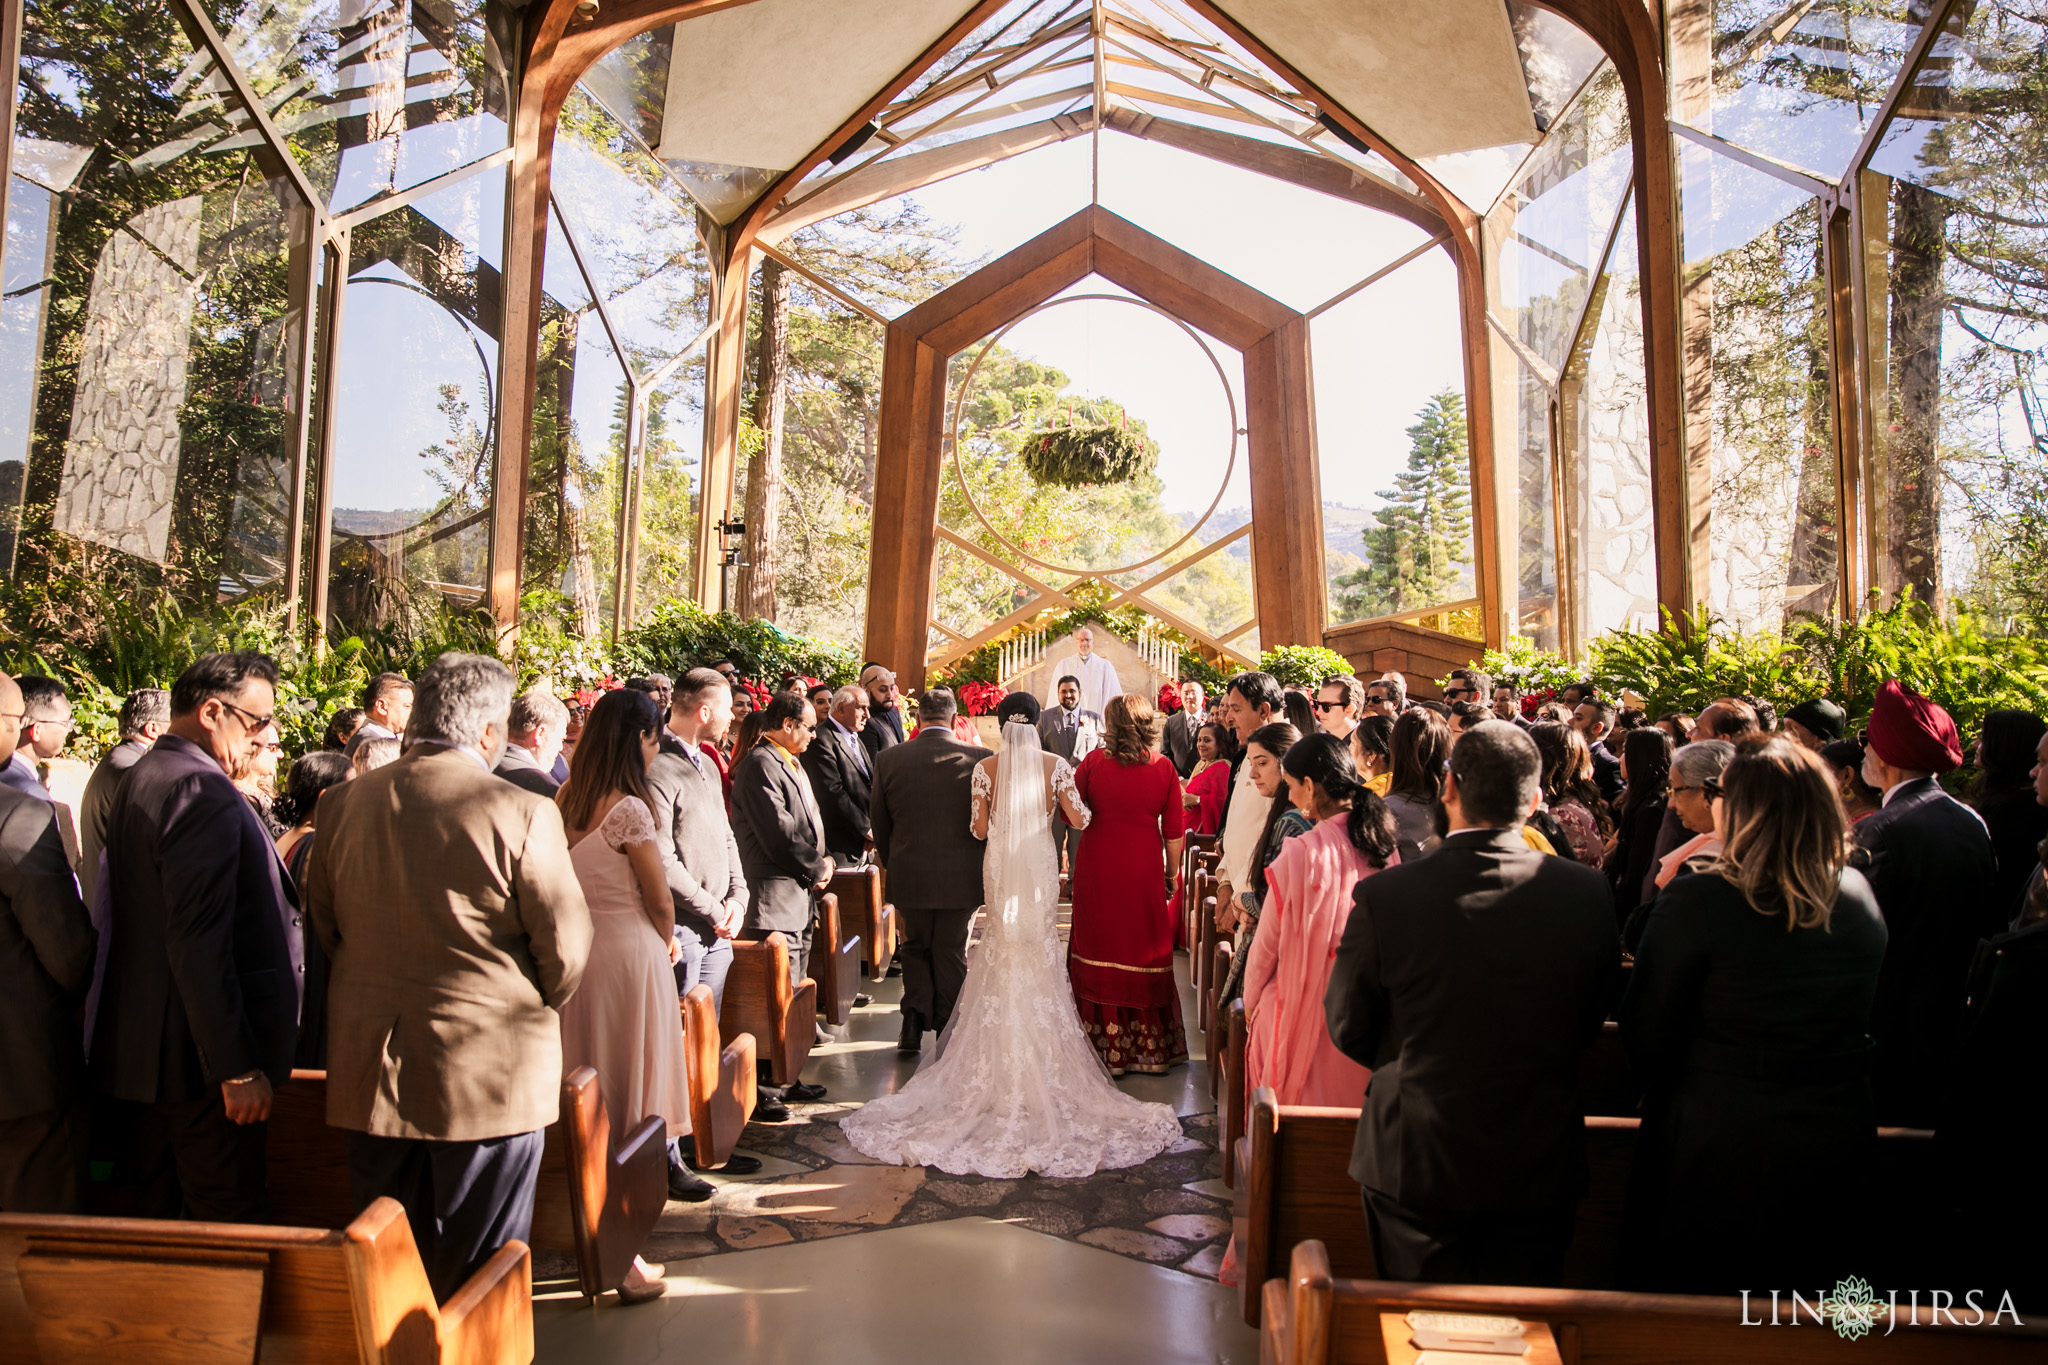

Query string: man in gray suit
730 689 832 1103
0 779 96 1211
493 689 566 797
1037 675 1100 875
77 688 169 909
872 688 991 1054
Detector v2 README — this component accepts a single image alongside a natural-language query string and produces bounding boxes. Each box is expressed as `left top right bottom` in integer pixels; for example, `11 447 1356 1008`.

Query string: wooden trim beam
693 237 752 607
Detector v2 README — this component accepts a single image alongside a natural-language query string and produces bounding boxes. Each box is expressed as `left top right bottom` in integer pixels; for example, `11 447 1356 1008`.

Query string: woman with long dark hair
1968 709 2048 920
1607 725 1673 925
555 690 708 1298
1069 693 1188 1075
1213 722 1306 1007
1818 737 1881 823
1529 721 1612 865
1383 708 1450 863
275 751 354 1068
1182 720 1236 837
1351 713 1395 795
1618 736 1886 1294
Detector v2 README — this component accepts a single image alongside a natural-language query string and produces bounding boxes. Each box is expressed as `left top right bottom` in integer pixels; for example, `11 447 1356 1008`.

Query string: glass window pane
635 356 704 623
203 0 512 216
10 0 314 598
1513 358 1560 650
1509 1 1608 130
1698 0 1920 180
581 24 672 151
1313 248 1474 624
327 172 501 635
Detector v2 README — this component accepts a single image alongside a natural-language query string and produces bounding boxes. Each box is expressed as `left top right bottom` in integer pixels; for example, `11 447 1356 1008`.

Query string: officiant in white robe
1043 627 1124 715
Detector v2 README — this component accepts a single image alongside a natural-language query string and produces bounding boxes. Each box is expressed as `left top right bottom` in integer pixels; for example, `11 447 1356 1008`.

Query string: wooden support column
1245 318 1324 647
1821 197 1864 615
1665 0 1714 620
865 327 948 683
693 240 752 609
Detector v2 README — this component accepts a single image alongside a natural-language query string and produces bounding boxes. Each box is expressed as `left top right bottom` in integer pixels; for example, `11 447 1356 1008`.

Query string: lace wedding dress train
840 721 1182 1178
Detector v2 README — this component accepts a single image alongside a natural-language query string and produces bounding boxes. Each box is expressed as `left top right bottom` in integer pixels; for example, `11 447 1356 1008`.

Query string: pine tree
1335 390 1473 620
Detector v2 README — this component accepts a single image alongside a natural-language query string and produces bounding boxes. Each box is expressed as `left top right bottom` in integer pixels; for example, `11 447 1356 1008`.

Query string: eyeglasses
218 700 277 733
1313 700 1345 712
1444 688 1474 701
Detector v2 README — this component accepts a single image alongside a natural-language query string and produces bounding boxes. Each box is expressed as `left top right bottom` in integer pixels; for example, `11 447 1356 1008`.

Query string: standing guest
1613 707 1645 734
0 778 96 1212
1384 708 1451 866
1606 726 1673 928
1037 676 1103 875
721 692 752 760
859 665 906 756
1282 687 1317 739
1315 675 1364 743
1559 682 1596 710
1351 714 1395 796
728 692 832 1104
1619 737 1886 1294
1213 672 1283 930
1442 669 1490 709
79 687 170 908
496 689 569 797
344 673 413 758
1747 695 1779 735
1783 698 1846 752
273 752 353 1069
556 690 718 1240
623 674 673 720
1696 697 1759 741
1070 694 1187 1075
1854 680 1998 1125
1570 698 1625 803
1447 702 1491 746
1534 701 1573 724
711 660 741 688
1819 738 1882 823
803 686 874 863
1655 712 1696 745
237 733 286 838
1365 673 1406 718
1043 626 1123 716
871 687 991 1053
1326 721 1618 1287
1163 680 1207 776
805 683 833 716
1650 741 1735 894
558 699 588 775
1968 709 2048 921
94 653 299 1223
1491 682 1528 728
305 653 591 1302
1182 722 1235 836
322 708 366 753
949 711 979 745
1213 722 1307 1007
1530 722 1611 866
351 736 399 776
5 675 70 800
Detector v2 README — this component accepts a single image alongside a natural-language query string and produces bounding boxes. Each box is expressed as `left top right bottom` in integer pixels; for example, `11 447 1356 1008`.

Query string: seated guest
0 773 96 1212
1606 726 1672 927
1326 721 1618 1286
351 736 399 776
1819 737 1882 823
5 675 70 800
1529 721 1611 865
1783 698 1846 752
1968 709 2048 922
305 653 592 1302
1854 681 1996 1126
274 752 354 1069
803 686 874 863
1214 722 1307 1007
1182 721 1234 836
556 689 715 1272
496 690 569 796
1350 713 1394 795
1383 709 1450 865
94 653 298 1223
344 672 413 757
322 707 365 753
1569 698 1624 802
79 687 170 908
1619 736 1885 1294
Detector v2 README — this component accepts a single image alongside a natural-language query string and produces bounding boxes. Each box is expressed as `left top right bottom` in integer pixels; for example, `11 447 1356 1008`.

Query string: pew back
719 932 817 1086
812 891 864 1026
685 984 757 1168
828 867 894 981
1234 1088 1372 1326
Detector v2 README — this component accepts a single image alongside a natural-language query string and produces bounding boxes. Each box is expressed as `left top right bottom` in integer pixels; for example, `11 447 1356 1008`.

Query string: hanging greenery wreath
1021 422 1159 488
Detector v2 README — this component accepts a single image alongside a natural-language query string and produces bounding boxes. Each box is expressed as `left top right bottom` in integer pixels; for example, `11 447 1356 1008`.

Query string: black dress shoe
853 992 873 1008
685 1152 763 1175
754 1095 792 1123
897 1010 922 1054
667 1166 716 1202
783 1080 828 1103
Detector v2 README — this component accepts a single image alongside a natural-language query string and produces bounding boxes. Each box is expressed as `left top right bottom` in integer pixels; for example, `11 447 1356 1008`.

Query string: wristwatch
224 1070 266 1086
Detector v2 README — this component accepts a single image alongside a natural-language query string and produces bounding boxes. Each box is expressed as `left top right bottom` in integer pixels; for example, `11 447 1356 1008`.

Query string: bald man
0 675 41 800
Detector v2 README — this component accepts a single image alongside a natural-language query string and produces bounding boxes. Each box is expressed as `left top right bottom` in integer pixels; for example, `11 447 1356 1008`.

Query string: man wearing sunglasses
1314 674 1364 742
92 652 299 1224
2 675 70 801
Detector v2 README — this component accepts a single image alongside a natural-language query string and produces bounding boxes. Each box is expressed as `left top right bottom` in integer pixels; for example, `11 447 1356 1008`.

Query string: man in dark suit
730 689 832 1103
1571 698 1625 802
1162 680 1206 777
77 688 170 910
0 779 96 1212
1853 680 1998 1126
0 676 35 801
803 685 873 862
1037 676 1102 874
858 664 906 758
93 652 301 1223
872 688 991 1053
2 674 66 801
493 689 566 797
1326 720 1619 1286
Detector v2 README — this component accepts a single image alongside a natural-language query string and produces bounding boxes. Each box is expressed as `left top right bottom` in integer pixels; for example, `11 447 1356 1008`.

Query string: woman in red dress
1070 693 1188 1075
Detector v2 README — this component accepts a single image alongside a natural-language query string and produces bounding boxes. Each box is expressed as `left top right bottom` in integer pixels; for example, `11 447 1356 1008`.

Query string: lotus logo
1740 1280 2026 1337
1825 1277 1884 1341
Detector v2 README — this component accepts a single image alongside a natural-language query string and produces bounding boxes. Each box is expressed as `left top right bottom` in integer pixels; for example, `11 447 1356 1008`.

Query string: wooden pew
811 891 863 1026
1207 939 1233 1096
0 1196 530 1365
1233 1088 1373 1326
1221 999 1247 1188
1179 834 1218 949
1194 871 1220 1027
684 983 756 1169
719 931 817 1087
1576 1020 1640 1120
1263 1240 2048 1365
266 1068 356 1231
531 1067 667 1301
829 866 895 981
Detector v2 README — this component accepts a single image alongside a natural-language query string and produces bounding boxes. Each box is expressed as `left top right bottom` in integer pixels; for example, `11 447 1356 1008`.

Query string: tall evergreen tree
1335 390 1473 620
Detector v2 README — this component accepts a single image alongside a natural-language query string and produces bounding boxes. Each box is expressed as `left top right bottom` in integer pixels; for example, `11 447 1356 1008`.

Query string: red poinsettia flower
1157 682 1182 714
958 680 1008 716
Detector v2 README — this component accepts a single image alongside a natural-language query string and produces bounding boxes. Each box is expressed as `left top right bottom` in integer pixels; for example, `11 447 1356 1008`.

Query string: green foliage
1259 645 1354 689
1020 421 1159 488
927 588 1231 692
611 600 860 689
1478 636 1587 694
1334 390 1474 620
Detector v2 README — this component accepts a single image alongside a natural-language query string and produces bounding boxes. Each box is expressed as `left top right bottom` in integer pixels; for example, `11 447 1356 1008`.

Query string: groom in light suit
871 688 991 1055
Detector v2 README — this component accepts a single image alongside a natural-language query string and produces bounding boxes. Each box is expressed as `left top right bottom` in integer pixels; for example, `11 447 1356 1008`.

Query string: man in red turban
1852 680 1995 1126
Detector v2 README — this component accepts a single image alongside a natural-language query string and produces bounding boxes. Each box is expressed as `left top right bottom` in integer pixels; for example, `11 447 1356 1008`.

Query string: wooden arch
863 205 1322 683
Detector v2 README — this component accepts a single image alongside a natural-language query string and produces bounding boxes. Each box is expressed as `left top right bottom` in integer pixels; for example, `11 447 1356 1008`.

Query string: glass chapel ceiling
580 0 1620 233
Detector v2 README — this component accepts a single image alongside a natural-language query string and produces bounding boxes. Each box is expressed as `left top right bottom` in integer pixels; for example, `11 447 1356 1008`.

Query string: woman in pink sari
1242 732 1398 1107
1180 721 1234 837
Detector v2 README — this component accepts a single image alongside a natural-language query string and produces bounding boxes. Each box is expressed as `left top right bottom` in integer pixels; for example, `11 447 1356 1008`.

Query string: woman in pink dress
556 689 700 1304
1070 693 1188 1075
1242 732 1397 1107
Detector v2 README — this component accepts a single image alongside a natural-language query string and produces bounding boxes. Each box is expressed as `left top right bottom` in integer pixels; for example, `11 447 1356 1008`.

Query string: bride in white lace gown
840 721 1182 1178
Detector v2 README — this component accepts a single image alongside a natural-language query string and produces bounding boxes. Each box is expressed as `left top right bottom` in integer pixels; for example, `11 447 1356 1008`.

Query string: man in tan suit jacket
305 653 591 1302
